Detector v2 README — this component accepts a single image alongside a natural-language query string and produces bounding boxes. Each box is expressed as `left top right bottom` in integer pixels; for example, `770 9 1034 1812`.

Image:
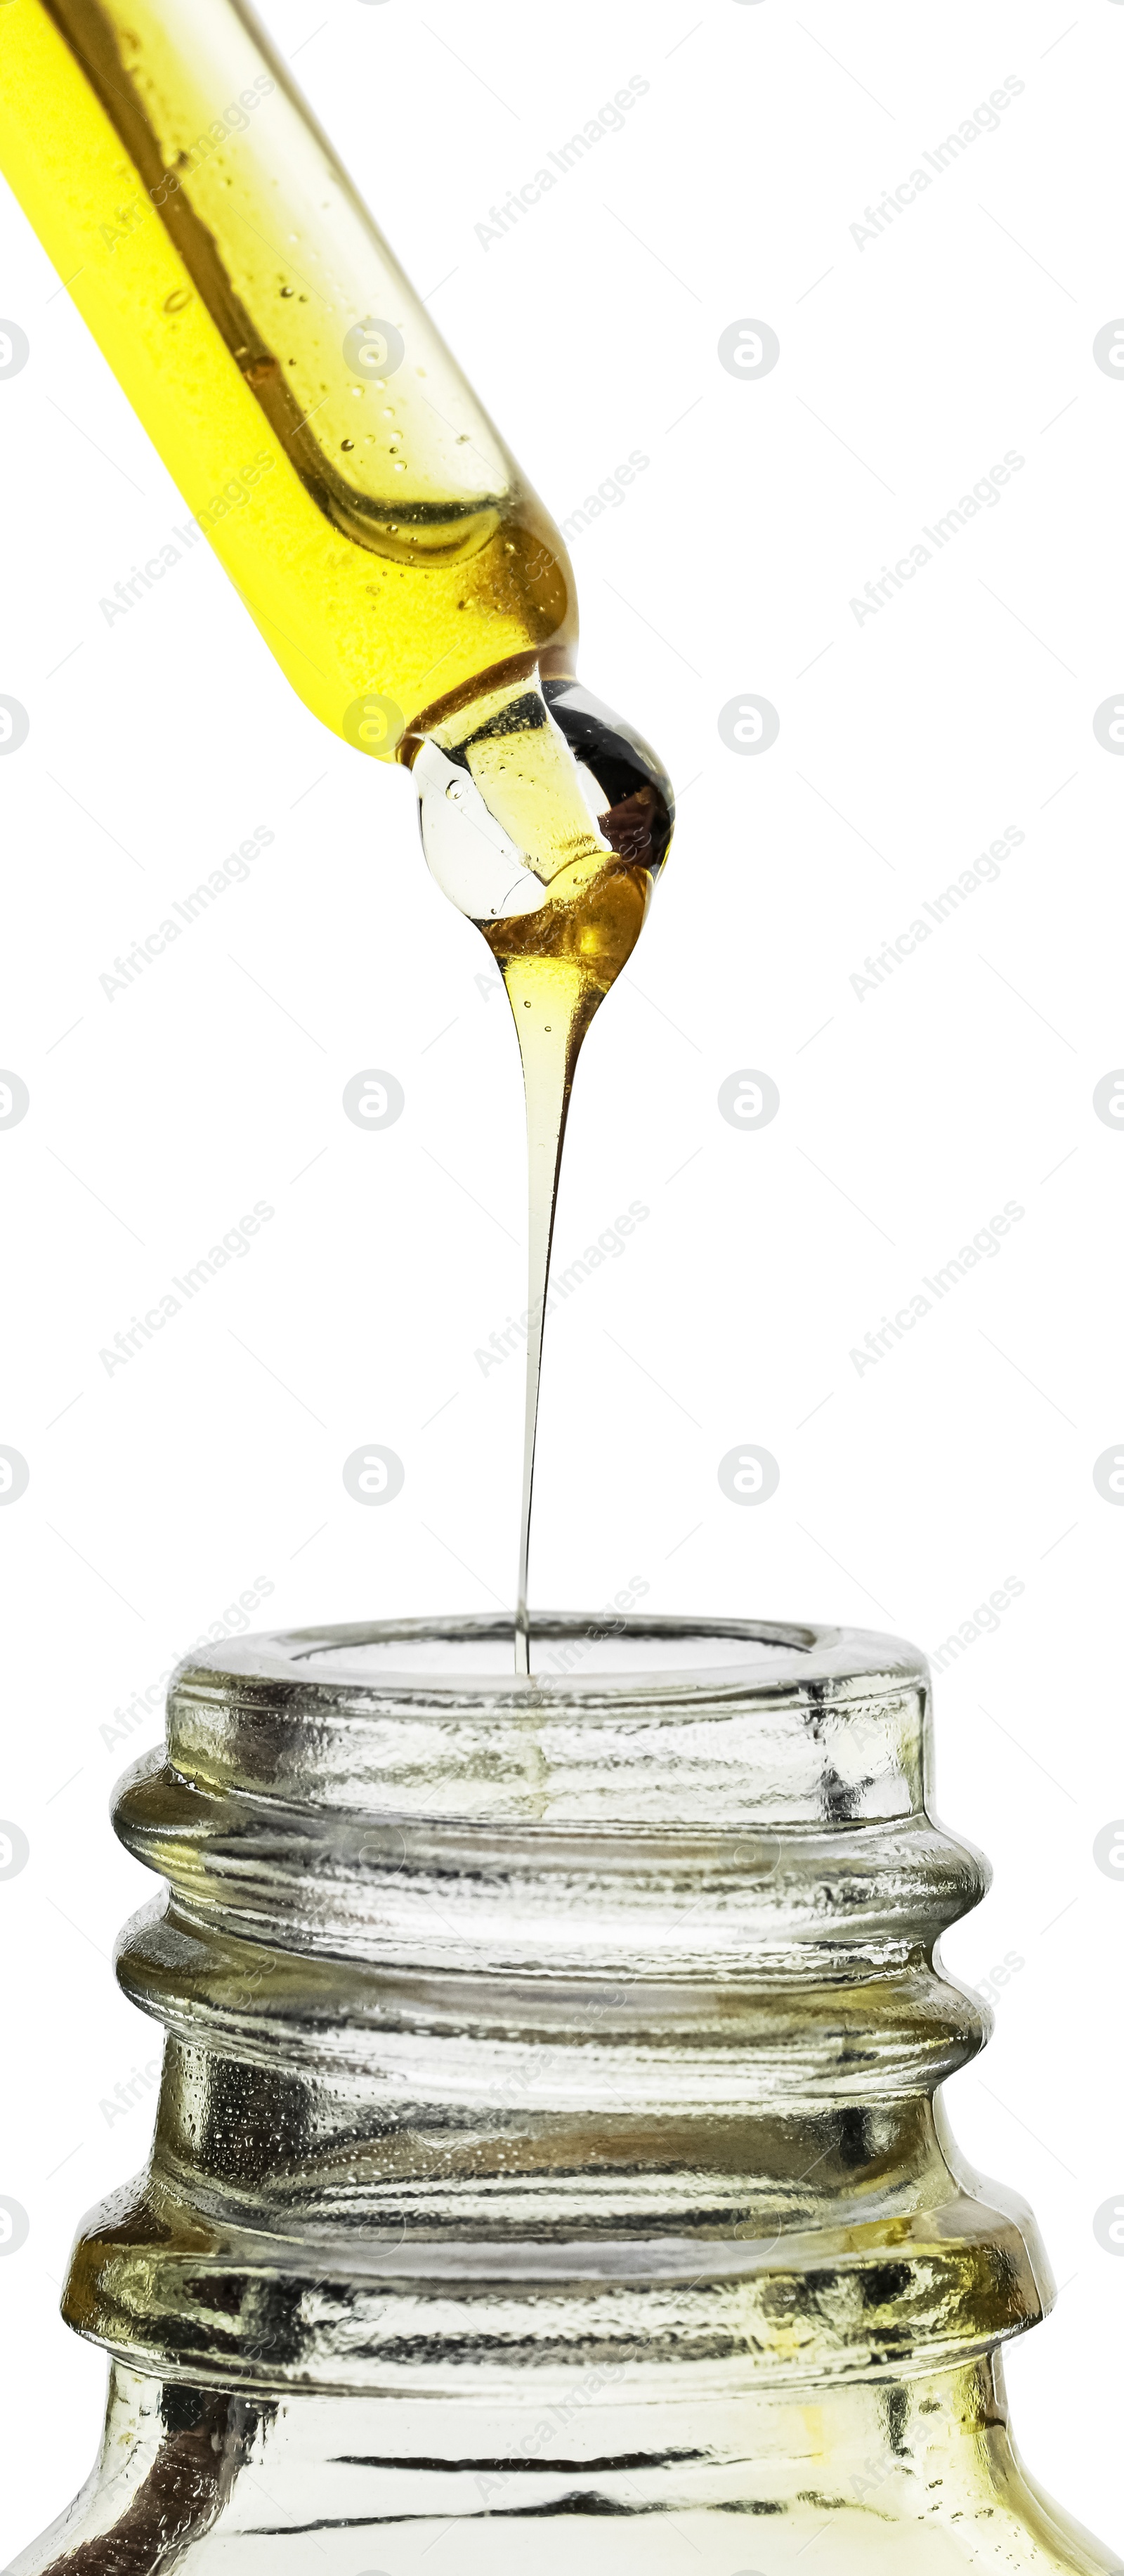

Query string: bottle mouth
178 1609 921 1696
292 1613 816 1681
164 1614 929 1828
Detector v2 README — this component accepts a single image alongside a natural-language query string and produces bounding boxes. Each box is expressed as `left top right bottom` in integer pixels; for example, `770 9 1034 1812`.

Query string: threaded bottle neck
63 1617 1051 2395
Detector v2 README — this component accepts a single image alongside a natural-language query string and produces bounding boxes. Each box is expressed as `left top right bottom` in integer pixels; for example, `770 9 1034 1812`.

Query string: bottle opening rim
176 1611 924 1705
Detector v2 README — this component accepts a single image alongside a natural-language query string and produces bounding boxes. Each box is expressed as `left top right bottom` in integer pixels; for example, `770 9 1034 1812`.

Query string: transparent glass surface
283 1615 816 1679
0 8 677 1652
0 0 575 744
9 1619 1118 2575
13 2356 1119 2576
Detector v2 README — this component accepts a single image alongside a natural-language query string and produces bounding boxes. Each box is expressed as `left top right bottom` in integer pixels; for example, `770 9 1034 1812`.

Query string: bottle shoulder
10 2362 1120 2576
13 2479 1120 2576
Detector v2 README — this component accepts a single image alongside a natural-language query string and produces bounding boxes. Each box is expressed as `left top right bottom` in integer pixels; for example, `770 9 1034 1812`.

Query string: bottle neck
63 1620 1051 2398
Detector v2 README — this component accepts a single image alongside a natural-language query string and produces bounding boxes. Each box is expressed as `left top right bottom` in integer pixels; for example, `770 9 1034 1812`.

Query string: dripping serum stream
412 672 674 1672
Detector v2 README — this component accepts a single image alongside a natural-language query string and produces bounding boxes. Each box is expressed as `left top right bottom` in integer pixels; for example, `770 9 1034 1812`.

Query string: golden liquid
492 897 651 1673
424 679 666 1668
0 0 671 1664
0 0 574 740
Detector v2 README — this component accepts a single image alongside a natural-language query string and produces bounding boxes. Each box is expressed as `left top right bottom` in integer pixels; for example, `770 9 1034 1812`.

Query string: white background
1 0 1123 2551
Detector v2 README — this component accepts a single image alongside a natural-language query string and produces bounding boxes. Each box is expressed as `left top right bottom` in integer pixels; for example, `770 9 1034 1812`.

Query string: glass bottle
10 1617 1118 2575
